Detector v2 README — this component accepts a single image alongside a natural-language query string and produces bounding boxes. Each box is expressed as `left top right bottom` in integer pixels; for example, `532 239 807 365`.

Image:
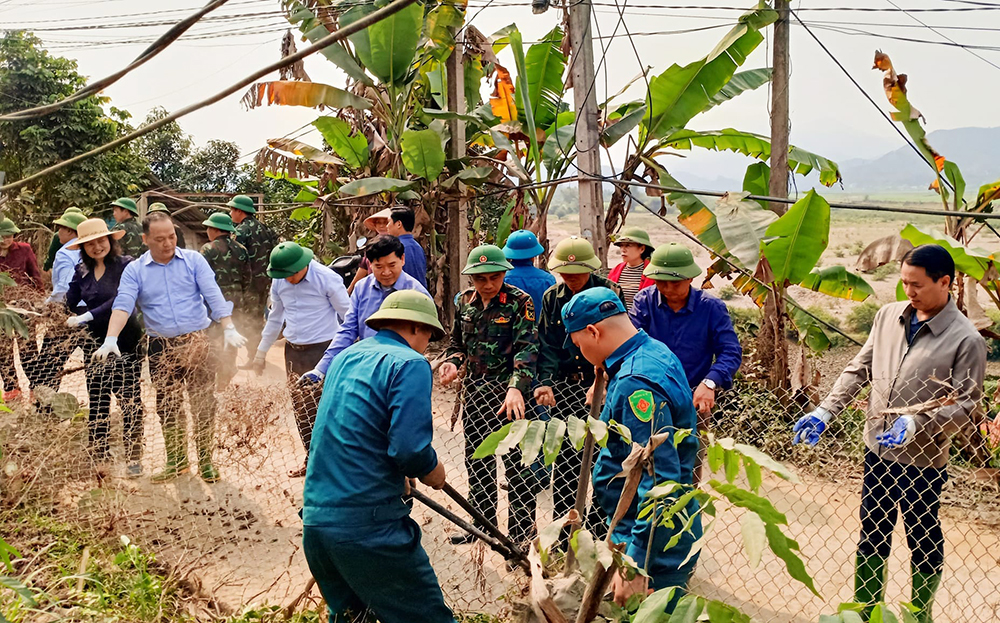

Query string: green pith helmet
547 236 601 274
111 197 139 216
267 241 313 279
202 212 236 233
365 290 446 341
64 207 84 215
147 202 170 214
644 243 701 281
0 218 20 236
462 244 513 274
226 195 256 214
612 226 653 251
53 211 88 231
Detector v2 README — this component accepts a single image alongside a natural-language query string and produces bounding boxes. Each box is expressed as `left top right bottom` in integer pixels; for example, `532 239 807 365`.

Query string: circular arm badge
628 389 655 422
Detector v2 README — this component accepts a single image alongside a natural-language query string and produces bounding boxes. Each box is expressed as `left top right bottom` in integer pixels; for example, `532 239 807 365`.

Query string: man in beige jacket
792 244 986 623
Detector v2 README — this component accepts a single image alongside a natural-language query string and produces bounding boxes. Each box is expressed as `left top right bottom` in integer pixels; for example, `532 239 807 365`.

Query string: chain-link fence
2 292 999 622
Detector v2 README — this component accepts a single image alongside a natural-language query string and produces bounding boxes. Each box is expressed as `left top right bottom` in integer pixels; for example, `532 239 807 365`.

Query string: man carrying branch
793 244 987 623
563 287 700 612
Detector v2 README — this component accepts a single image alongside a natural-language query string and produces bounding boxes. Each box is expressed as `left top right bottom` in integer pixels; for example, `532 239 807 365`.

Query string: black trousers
549 381 608 540
284 340 329 454
147 332 217 444
82 339 143 461
463 380 545 545
858 450 948 574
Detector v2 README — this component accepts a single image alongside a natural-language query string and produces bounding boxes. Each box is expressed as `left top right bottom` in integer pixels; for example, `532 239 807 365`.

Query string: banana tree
243 0 504 304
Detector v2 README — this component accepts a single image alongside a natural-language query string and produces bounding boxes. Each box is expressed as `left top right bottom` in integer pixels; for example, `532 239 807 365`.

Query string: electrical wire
0 0 421 196
883 0 1000 71
0 0 233 122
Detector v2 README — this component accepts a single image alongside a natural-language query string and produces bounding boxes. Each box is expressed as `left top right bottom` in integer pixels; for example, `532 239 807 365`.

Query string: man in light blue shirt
307 236 429 382
251 241 351 478
47 211 86 304
96 212 247 484
386 206 427 288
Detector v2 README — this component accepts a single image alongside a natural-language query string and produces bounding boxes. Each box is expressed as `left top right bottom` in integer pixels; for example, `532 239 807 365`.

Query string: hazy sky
2 0 998 188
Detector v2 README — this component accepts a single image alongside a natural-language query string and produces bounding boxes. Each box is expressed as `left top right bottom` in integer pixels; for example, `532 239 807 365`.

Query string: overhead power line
0 0 420 196
0 0 233 122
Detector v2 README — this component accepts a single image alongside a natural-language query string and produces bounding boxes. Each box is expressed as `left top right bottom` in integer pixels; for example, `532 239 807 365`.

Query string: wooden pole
445 28 469 327
768 0 790 214
564 372 605 573
569 0 607 266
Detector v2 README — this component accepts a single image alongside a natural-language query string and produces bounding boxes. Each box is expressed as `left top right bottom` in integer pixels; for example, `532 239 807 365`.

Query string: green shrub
846 301 880 335
726 305 761 342
800 306 849 348
868 263 896 282
717 284 737 301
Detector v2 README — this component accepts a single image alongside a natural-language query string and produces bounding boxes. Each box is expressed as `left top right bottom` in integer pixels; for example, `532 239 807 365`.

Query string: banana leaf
339 177 418 197
241 81 371 111
798 266 874 302
312 117 369 169
761 190 830 286
286 1 373 86
899 223 995 280
701 68 772 114
342 1 423 86
401 128 446 180
516 27 567 130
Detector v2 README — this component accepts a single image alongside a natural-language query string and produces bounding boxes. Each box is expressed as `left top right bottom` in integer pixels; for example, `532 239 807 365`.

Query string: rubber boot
911 569 942 623
151 427 189 483
854 554 888 621
196 419 220 483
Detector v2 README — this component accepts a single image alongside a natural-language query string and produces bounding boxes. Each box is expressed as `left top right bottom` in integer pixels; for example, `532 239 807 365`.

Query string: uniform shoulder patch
628 389 655 422
524 299 536 322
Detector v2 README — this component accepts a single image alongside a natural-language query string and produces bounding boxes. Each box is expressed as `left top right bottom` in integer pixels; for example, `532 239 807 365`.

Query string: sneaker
126 463 142 479
2 389 21 402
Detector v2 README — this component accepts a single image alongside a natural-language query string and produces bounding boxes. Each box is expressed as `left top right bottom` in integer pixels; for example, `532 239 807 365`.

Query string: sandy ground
36 341 1000 623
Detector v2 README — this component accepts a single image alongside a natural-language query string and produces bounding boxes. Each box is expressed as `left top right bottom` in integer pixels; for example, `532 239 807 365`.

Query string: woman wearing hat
65 219 145 475
608 226 656 311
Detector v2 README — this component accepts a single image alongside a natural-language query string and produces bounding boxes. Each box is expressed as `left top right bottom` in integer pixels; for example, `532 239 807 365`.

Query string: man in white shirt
252 242 351 477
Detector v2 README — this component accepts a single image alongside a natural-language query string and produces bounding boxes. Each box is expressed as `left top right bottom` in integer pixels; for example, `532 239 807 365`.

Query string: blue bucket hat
503 230 545 261
560 287 627 348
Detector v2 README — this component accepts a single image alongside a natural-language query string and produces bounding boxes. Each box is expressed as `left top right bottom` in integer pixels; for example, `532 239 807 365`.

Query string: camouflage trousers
462 379 546 546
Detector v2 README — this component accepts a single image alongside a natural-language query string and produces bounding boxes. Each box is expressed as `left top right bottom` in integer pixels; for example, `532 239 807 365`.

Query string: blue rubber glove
299 369 324 385
876 415 916 449
792 408 831 446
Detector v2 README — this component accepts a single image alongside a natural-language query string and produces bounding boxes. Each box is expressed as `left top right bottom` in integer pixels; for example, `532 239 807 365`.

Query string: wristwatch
701 378 717 391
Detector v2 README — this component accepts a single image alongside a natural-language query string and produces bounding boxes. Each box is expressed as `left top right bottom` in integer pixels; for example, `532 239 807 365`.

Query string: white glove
66 312 93 328
251 352 267 376
92 336 120 361
223 324 247 349
300 369 324 384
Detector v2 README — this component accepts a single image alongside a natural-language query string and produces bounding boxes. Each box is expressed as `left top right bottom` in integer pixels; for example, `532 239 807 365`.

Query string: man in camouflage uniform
534 237 624 540
440 245 541 548
229 194 278 355
111 198 146 258
200 212 252 388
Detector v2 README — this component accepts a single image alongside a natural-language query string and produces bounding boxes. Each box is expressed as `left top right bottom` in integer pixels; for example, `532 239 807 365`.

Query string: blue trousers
302 517 456 623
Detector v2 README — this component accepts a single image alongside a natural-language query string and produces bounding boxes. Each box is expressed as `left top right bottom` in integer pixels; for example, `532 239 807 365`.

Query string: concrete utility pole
445 28 469 326
769 0 790 215
569 0 608 266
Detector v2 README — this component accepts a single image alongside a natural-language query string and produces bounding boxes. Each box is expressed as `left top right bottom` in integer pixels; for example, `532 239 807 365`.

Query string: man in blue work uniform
563 287 700 611
629 243 742 416
251 241 352 478
302 290 454 623
304 235 430 382
502 230 555 316
96 212 247 483
386 206 427 288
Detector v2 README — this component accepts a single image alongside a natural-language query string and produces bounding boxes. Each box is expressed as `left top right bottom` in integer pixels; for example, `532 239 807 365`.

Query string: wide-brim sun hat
68 218 126 249
365 290 446 341
503 230 545 260
363 208 393 231
643 243 702 281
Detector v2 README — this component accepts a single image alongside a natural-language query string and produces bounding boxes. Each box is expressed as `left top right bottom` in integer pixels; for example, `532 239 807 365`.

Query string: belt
148 330 206 343
301 498 410 526
286 340 330 352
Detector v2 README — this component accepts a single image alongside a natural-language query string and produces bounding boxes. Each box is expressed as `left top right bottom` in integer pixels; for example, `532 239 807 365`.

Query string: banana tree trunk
758 286 790 394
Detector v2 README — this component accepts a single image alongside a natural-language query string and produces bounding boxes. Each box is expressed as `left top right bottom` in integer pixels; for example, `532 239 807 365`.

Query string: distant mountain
836 127 1000 193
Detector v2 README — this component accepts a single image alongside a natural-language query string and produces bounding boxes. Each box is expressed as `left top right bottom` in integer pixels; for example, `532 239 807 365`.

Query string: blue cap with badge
560 287 627 347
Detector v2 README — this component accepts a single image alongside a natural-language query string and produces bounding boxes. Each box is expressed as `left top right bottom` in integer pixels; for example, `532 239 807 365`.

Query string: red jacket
608 259 655 290
0 241 43 289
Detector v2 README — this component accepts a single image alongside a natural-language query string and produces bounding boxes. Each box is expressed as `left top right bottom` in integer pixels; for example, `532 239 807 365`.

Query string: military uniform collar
604 330 650 378
468 281 513 307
